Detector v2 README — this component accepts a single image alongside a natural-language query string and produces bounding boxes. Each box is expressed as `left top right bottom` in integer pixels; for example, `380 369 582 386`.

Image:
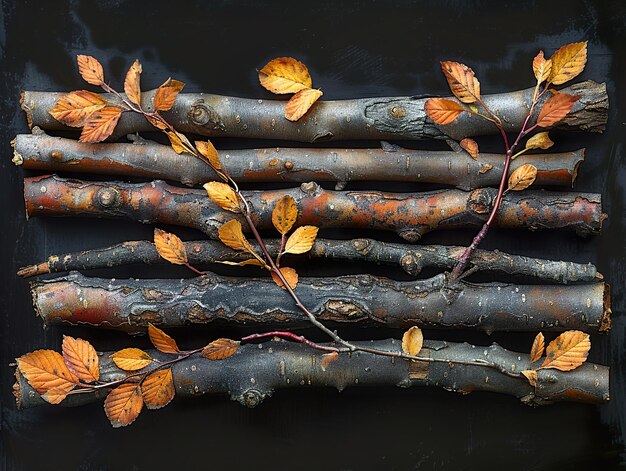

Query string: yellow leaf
440 61 481 104
507 163 537 191
401 326 424 356
16 350 78 402
271 266 299 290
124 59 142 106
284 225 318 254
521 370 538 387
532 50 552 83
141 368 175 410
201 338 240 360
79 106 123 143
77 55 104 86
165 129 194 155
424 98 465 125
111 348 153 371
460 138 479 160
153 78 185 112
218 220 254 252
49 90 108 127
541 330 590 371
148 323 180 354
548 42 588 85
258 57 313 94
536 92 579 128
285 88 323 121
195 140 222 171
320 351 339 371
154 228 188 265
204 182 241 213
529 332 545 363
104 382 143 428
525 132 554 150
62 335 99 383
272 195 298 235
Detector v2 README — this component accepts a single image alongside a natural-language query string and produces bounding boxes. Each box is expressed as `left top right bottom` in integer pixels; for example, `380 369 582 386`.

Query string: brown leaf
507 163 537 191
424 98 465 125
165 129 194 154
401 326 424 356
258 57 313 94
111 348 153 371
79 106 123 143
104 382 143 428
217 220 254 252
541 330 590 371
536 92 580 128
217 259 265 267
153 78 185 112
148 323 180 354
77 55 104 86
49 90 108 127
284 226 318 254
141 368 175 410
525 132 554 150
16 350 78 402
195 140 222 171
320 351 339 371
548 42 588 85
440 61 481 104
42 385 76 405
62 335 99 383
285 88 323 121
201 338 240 360
145 114 169 131
478 164 493 174
532 51 552 83
272 195 298 235
204 182 241 213
124 59 142 106
271 266 299 290
154 228 188 265
460 138 479 160
521 370 538 387
529 332 545 363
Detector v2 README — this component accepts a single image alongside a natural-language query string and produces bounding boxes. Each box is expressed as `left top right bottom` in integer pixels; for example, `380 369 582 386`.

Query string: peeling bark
24 175 604 242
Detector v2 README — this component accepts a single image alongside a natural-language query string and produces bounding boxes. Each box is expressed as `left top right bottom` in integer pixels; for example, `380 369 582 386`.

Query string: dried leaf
272 195 298 235
460 138 479 160
284 226 318 254
165 129 194 154
548 42 588 85
541 330 590 371
440 61 481 104
16 350 78 401
153 78 185 112
525 132 554 150
124 59 142 106
217 259 265 267
401 326 424 356
111 348 152 371
521 370 538 387
532 50 552 83
201 338 240 360
77 55 104 86
104 382 143 428
285 88 323 121
148 323 180 354
141 368 175 410
195 140 222 171
79 106 123 143
507 163 537 191
154 228 188 265
258 57 312 94
320 351 339 371
271 266 299 290
478 164 493 174
530 332 545 363
145 114 169 131
204 182 241 213
218 220 254 252
62 335 99 383
49 90 107 127
424 98 465 125
42 385 75 405
536 93 579 128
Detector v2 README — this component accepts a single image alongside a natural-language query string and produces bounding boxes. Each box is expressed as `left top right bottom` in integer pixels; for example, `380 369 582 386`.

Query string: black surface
1 0 625 469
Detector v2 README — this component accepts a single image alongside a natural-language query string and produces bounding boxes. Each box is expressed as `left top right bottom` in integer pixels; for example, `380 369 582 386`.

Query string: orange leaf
154 228 188 265
124 59 142 106
532 50 552 83
141 368 175 410
49 90 107 127
285 88 323 121
195 140 222 171
111 348 152 371
104 382 143 428
424 98 465 125
42 385 76 405
525 132 554 150
145 114 169 131
272 195 298 235
16 350 78 403
271 266 299 290
440 61 481 104
77 55 104 86
217 220 254 252
521 370 538 387
258 57 313 94
148 323 180 354
478 164 493 174
217 258 266 268
529 332 545 363
153 78 185 111
79 106 123 143
62 335 99 383
507 163 537 191
201 338 240 360
165 129 194 154
204 182 241 213
536 92 579 128
284 226 318 254
541 330 590 371
548 42 587 85
401 326 424 356
320 351 339 371
460 138 479 160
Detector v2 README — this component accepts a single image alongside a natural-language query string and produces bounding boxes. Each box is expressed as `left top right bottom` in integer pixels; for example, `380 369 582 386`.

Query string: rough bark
30 272 611 334
20 81 607 142
13 339 611 410
17 238 600 284
12 133 584 190
24 175 604 242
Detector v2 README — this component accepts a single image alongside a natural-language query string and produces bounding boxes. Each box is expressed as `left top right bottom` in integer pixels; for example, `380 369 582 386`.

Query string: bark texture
24 175 605 242
13 133 584 190
30 272 611 334
13 339 611 410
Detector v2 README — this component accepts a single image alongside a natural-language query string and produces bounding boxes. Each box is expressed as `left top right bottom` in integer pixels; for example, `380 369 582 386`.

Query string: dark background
1 0 625 469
